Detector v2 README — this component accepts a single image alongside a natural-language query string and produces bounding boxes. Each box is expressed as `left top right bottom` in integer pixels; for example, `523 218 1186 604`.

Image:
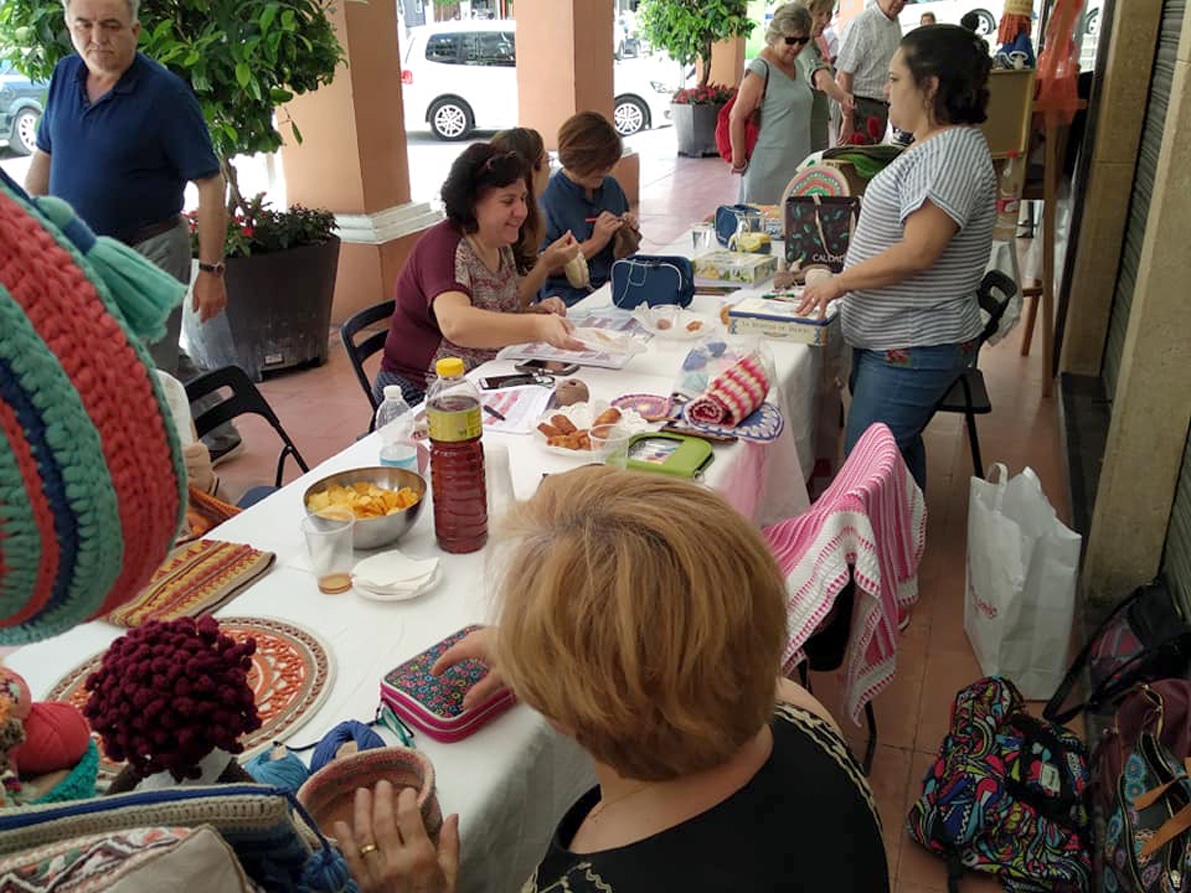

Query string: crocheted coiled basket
0 170 187 644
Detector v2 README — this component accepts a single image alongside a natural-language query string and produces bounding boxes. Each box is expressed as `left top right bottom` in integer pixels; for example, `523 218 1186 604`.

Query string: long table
9 282 829 892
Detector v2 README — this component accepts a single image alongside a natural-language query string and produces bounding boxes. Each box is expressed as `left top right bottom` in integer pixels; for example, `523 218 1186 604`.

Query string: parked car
895 0 1006 36
400 21 677 140
0 62 45 156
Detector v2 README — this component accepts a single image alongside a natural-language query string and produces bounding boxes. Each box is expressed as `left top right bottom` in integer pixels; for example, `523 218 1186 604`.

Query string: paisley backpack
907 676 1092 892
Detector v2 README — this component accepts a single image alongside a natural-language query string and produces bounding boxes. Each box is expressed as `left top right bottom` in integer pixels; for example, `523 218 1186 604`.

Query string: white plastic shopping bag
964 464 1082 699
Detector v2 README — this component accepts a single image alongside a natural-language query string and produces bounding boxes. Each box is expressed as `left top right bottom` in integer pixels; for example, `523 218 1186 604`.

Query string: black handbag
1044 578 1191 724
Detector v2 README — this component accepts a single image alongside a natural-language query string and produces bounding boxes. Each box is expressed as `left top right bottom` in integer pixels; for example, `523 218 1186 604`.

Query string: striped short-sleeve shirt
840 127 996 350
835 6 902 101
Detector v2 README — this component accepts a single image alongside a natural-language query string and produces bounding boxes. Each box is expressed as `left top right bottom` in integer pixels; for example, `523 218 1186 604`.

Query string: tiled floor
217 155 1071 893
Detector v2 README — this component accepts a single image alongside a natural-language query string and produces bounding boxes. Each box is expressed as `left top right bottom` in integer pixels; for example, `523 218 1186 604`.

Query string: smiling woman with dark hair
374 142 581 404
800 24 996 490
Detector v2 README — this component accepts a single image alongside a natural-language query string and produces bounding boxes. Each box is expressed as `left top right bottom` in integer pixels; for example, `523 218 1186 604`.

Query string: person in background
920 11 937 26
835 0 906 144
490 127 578 301
798 25 996 490
337 466 889 893
539 112 640 307
374 143 581 405
730 3 816 204
27 0 242 463
960 11 981 31
803 0 856 153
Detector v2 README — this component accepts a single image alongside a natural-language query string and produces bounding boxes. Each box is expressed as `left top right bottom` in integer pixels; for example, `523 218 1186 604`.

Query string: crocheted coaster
47 618 333 784
0 179 185 643
785 164 852 198
103 540 277 628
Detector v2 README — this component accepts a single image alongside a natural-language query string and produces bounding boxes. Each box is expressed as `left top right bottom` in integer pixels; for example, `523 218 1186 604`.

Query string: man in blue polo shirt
27 0 239 458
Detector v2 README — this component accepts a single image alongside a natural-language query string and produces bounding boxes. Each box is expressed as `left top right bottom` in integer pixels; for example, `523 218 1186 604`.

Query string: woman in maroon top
375 143 581 404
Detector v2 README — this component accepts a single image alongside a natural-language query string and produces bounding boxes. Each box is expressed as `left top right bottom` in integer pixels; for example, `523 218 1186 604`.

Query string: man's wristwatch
198 261 226 276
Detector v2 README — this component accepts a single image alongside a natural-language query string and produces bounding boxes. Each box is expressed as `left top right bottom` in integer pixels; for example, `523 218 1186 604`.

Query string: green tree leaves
638 0 754 87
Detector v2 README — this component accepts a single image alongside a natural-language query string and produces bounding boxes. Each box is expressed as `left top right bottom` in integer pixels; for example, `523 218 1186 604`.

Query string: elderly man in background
27 0 241 461
835 0 905 144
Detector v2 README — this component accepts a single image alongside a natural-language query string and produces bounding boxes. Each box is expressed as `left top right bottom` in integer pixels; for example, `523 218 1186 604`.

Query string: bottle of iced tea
425 357 487 553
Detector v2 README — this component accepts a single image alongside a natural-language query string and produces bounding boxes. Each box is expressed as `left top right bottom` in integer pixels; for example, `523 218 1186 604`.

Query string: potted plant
186 197 340 374
670 82 736 158
0 0 345 375
637 0 754 157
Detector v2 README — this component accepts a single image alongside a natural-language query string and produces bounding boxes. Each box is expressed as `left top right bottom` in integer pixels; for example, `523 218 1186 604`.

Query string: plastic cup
691 223 716 255
485 442 516 520
591 424 632 469
302 509 355 594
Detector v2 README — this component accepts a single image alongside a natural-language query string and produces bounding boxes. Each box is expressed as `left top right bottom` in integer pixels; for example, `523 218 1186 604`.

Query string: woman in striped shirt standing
798 25 996 490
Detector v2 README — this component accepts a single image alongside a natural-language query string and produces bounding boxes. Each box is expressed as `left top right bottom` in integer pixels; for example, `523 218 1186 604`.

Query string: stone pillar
709 37 747 88
281 0 439 324
1060 2 1163 375
1081 3 1191 605
514 0 615 151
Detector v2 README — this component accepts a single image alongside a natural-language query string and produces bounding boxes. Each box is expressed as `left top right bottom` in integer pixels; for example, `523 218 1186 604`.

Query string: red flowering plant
671 83 737 105
185 192 337 259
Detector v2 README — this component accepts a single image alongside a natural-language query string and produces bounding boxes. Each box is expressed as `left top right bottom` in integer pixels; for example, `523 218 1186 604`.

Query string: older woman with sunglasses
729 3 817 204
374 142 581 405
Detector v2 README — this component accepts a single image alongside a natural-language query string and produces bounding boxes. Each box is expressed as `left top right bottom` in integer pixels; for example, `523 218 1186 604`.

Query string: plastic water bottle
994 151 1022 242
426 358 487 554
376 386 418 471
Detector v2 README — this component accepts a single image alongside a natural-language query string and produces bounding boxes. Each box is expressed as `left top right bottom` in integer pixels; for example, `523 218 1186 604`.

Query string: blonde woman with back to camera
336 466 889 892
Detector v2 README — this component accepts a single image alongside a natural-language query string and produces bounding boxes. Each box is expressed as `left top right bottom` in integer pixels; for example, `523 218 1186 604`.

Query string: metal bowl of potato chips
304 467 426 550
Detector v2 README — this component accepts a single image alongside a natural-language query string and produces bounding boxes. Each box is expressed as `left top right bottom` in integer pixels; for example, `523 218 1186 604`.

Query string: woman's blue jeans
845 341 977 491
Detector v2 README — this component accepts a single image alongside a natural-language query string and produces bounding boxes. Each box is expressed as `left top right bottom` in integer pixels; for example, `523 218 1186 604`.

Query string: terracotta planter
671 101 724 158
185 236 340 379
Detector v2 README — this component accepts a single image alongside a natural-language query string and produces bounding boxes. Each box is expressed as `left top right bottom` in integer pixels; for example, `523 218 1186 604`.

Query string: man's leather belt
125 215 185 247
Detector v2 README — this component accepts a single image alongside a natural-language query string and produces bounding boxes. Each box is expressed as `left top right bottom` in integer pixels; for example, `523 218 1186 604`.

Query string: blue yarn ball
243 747 310 794
310 721 386 773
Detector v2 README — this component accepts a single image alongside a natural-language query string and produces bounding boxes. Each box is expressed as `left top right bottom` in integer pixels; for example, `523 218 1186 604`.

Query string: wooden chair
186 366 309 488
339 299 395 432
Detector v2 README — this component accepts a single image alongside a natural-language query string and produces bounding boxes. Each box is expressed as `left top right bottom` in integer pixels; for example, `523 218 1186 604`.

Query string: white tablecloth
9 278 830 893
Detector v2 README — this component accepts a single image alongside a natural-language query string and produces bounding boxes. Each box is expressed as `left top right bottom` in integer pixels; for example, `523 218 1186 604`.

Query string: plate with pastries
534 401 651 458
633 305 717 341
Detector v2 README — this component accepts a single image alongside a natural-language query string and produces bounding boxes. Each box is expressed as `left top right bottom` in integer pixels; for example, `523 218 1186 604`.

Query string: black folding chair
185 366 309 488
933 270 1019 479
340 299 395 432
797 582 879 775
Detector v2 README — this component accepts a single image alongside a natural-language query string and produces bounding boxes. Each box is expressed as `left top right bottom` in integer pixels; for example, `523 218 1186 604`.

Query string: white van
401 21 677 140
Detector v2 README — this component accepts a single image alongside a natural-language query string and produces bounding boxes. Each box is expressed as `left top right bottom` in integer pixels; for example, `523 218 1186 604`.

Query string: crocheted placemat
47 618 333 783
103 540 276 628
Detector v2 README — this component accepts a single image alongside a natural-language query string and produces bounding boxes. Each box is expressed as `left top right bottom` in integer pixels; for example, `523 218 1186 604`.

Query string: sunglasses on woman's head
482 150 519 173
784 35 810 46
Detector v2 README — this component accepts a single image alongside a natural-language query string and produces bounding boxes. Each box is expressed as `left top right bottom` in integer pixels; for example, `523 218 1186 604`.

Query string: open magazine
496 310 653 370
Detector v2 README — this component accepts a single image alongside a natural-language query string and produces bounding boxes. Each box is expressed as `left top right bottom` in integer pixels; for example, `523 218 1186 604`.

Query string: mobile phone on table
515 359 580 376
479 373 544 390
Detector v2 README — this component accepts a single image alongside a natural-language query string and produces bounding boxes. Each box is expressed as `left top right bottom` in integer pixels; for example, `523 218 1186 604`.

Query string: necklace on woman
586 781 656 823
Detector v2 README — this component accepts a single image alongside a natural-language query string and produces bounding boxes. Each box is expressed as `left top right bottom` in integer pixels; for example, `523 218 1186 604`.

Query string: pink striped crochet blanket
763 423 927 724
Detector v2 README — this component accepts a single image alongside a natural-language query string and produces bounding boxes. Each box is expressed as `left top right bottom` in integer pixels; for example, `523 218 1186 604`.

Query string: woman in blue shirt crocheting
539 112 641 307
